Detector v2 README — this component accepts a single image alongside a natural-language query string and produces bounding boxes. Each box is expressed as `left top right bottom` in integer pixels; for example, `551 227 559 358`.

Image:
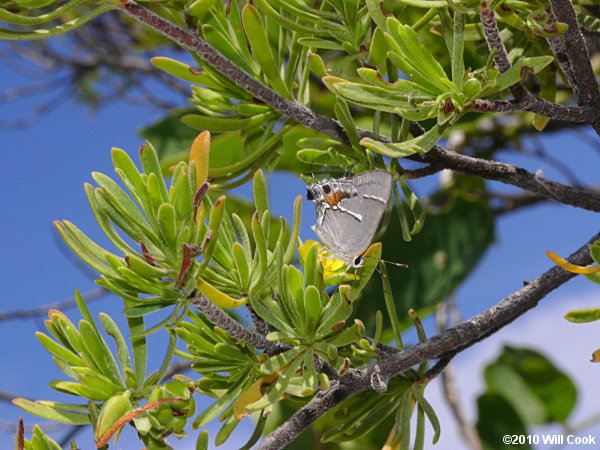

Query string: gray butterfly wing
348 170 393 205
313 170 392 262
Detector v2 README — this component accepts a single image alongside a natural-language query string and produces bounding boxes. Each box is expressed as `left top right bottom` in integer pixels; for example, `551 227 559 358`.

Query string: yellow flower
298 240 359 286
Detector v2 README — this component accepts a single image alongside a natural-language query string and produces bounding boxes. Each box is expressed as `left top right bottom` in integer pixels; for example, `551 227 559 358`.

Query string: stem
380 261 404 349
479 2 526 99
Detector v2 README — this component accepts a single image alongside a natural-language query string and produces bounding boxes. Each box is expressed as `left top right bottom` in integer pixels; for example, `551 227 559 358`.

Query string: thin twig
479 3 526 99
469 97 595 124
491 192 546 216
546 36 578 96
0 287 107 322
257 230 599 450
436 300 483 450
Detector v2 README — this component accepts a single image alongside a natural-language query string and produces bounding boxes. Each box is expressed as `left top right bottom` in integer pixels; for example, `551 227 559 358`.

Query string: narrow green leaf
304 285 322 337
157 330 178 382
78 320 122 385
414 389 441 443
0 5 114 40
452 11 465 84
283 196 302 263
253 169 270 218
232 242 250 289
36 332 83 367
182 111 278 132
326 320 365 347
139 143 168 202
99 313 132 373
260 347 304 375
242 5 291 97
565 307 600 323
484 56 554 95
362 123 444 156
380 261 403 348
13 399 90 424
157 202 177 249
193 374 248 428
216 416 240 446
196 430 209 450
247 355 304 412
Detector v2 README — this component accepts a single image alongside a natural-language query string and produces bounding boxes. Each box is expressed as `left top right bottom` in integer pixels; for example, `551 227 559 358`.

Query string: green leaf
477 393 531 450
140 143 168 202
365 0 388 30
0 0 88 26
304 285 322 337
329 80 434 114
260 347 304 375
78 320 122 386
360 124 442 158
242 4 291 98
99 313 132 374
385 18 450 95
487 346 577 424
193 373 248 428
298 37 345 50
182 111 278 132
246 355 304 412
187 0 217 17
250 213 268 290
196 430 209 450
253 169 270 218
36 332 83 367
216 416 240 446
326 320 364 347
232 241 250 289
13 399 90 424
484 56 554 95
0 5 114 40
451 11 465 84
202 24 256 76
565 307 600 323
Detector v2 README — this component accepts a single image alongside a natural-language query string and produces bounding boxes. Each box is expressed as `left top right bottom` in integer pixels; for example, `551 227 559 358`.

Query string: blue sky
1 49 600 448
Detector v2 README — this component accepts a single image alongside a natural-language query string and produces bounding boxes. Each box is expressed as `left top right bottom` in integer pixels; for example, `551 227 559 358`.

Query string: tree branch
550 0 600 132
117 1 600 213
257 230 599 449
410 123 600 213
191 294 285 355
469 97 595 124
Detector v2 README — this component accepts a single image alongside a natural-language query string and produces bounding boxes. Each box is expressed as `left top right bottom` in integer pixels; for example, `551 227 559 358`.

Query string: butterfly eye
353 255 364 267
306 189 314 201
322 184 331 194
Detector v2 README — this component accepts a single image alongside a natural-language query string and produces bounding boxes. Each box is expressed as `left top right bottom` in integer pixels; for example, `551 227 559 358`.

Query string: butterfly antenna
363 254 409 269
382 259 409 269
